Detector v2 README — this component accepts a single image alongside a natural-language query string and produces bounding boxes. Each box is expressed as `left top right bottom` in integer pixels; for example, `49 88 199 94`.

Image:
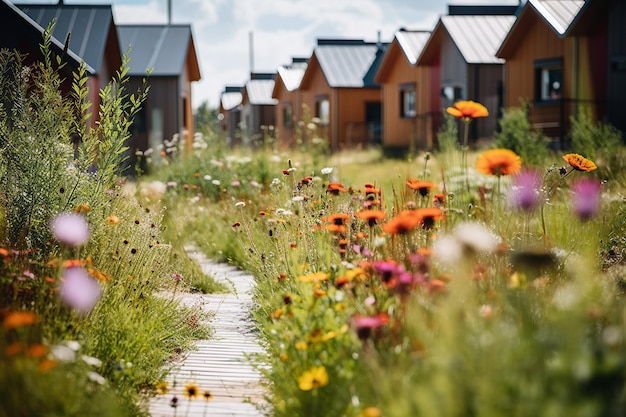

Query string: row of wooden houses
219 0 626 153
0 0 201 170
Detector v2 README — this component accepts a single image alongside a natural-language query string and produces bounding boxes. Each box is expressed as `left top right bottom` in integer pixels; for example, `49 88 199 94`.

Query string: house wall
274 80 297 148
469 64 504 140
380 45 417 149
607 0 626 133
502 14 570 140
301 64 332 147
336 87 381 149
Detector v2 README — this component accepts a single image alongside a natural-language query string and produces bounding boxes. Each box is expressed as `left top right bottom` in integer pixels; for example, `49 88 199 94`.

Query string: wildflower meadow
2 26 626 417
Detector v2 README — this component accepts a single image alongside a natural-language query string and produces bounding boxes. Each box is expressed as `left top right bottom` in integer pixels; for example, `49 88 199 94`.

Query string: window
535 58 563 101
316 97 329 125
399 83 416 118
283 102 293 128
441 85 463 103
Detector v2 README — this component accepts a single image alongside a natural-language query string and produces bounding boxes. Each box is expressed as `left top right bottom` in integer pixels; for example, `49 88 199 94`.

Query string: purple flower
507 169 542 211
50 212 90 246
59 266 101 313
571 178 601 220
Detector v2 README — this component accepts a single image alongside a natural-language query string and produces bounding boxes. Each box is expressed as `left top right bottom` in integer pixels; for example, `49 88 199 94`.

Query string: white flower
81 355 102 368
321 167 333 175
433 235 464 265
292 196 304 202
189 196 200 204
50 344 76 362
212 180 221 185
235 201 246 207
203 174 212 180
454 222 500 253
140 180 167 201
88 371 106 385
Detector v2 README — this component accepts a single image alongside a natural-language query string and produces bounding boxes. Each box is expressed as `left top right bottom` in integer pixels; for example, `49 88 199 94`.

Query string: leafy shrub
494 105 550 167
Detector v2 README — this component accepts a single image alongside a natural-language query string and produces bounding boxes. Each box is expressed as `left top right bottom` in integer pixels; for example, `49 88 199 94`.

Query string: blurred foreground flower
50 212 90 246
476 148 521 177
60 266 102 314
571 178 602 220
297 365 329 391
507 169 543 211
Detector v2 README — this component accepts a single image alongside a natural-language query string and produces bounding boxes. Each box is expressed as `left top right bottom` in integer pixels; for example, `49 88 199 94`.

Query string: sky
19 0 520 109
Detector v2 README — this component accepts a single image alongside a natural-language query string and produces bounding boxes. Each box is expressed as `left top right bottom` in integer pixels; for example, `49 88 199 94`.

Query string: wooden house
219 86 243 148
374 29 432 153
117 24 201 164
417 8 516 143
240 72 277 147
16 3 122 130
272 58 308 149
299 39 386 151
497 0 623 146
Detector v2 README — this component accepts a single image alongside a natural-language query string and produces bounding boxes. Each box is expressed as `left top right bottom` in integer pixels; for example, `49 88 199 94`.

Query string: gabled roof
220 86 243 111
373 30 429 84
117 24 201 81
243 79 277 106
497 0 590 58
301 39 382 89
419 15 516 65
396 30 431 65
276 60 308 92
17 3 117 75
529 0 586 36
1 0 90 73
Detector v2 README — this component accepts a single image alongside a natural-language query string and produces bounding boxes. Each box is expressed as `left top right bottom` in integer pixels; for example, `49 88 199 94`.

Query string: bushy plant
494 105 550 167
0 26 213 417
570 109 624 182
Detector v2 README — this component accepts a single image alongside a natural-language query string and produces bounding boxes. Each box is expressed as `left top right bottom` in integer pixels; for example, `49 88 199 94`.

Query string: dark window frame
534 57 563 102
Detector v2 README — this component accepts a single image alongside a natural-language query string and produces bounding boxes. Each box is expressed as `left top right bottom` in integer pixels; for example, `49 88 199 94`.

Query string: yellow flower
185 382 199 399
297 366 329 391
155 381 169 395
297 271 330 283
106 215 120 224
562 153 597 172
295 341 308 350
203 391 213 401
362 407 382 417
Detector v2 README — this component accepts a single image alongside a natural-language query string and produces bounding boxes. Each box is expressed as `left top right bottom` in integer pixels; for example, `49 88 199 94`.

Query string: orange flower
322 213 350 226
562 153 597 172
326 182 348 195
476 148 522 176
414 208 445 229
356 210 386 227
446 100 489 120
406 178 437 196
381 210 422 234
3 311 37 329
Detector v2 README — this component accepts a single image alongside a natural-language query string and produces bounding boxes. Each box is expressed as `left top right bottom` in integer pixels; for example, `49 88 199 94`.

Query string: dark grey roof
17 4 114 74
117 24 194 77
315 43 380 88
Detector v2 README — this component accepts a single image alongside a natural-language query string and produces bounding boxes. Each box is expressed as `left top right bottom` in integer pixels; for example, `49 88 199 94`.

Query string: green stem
540 168 574 244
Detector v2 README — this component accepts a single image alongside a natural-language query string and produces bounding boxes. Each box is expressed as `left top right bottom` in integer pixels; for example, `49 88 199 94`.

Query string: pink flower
571 178 602 220
507 169 543 212
59 266 101 314
231 181 241 187
50 212 90 246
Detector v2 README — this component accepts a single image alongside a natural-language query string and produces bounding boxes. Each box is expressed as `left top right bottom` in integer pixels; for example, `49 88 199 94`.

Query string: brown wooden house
272 58 308 149
240 72 277 147
299 39 386 151
219 86 243 148
418 9 516 143
117 24 201 165
16 3 123 131
374 29 432 153
497 0 622 146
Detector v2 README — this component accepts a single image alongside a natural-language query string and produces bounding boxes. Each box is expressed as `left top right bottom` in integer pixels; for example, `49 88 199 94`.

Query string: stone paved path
148 247 265 417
